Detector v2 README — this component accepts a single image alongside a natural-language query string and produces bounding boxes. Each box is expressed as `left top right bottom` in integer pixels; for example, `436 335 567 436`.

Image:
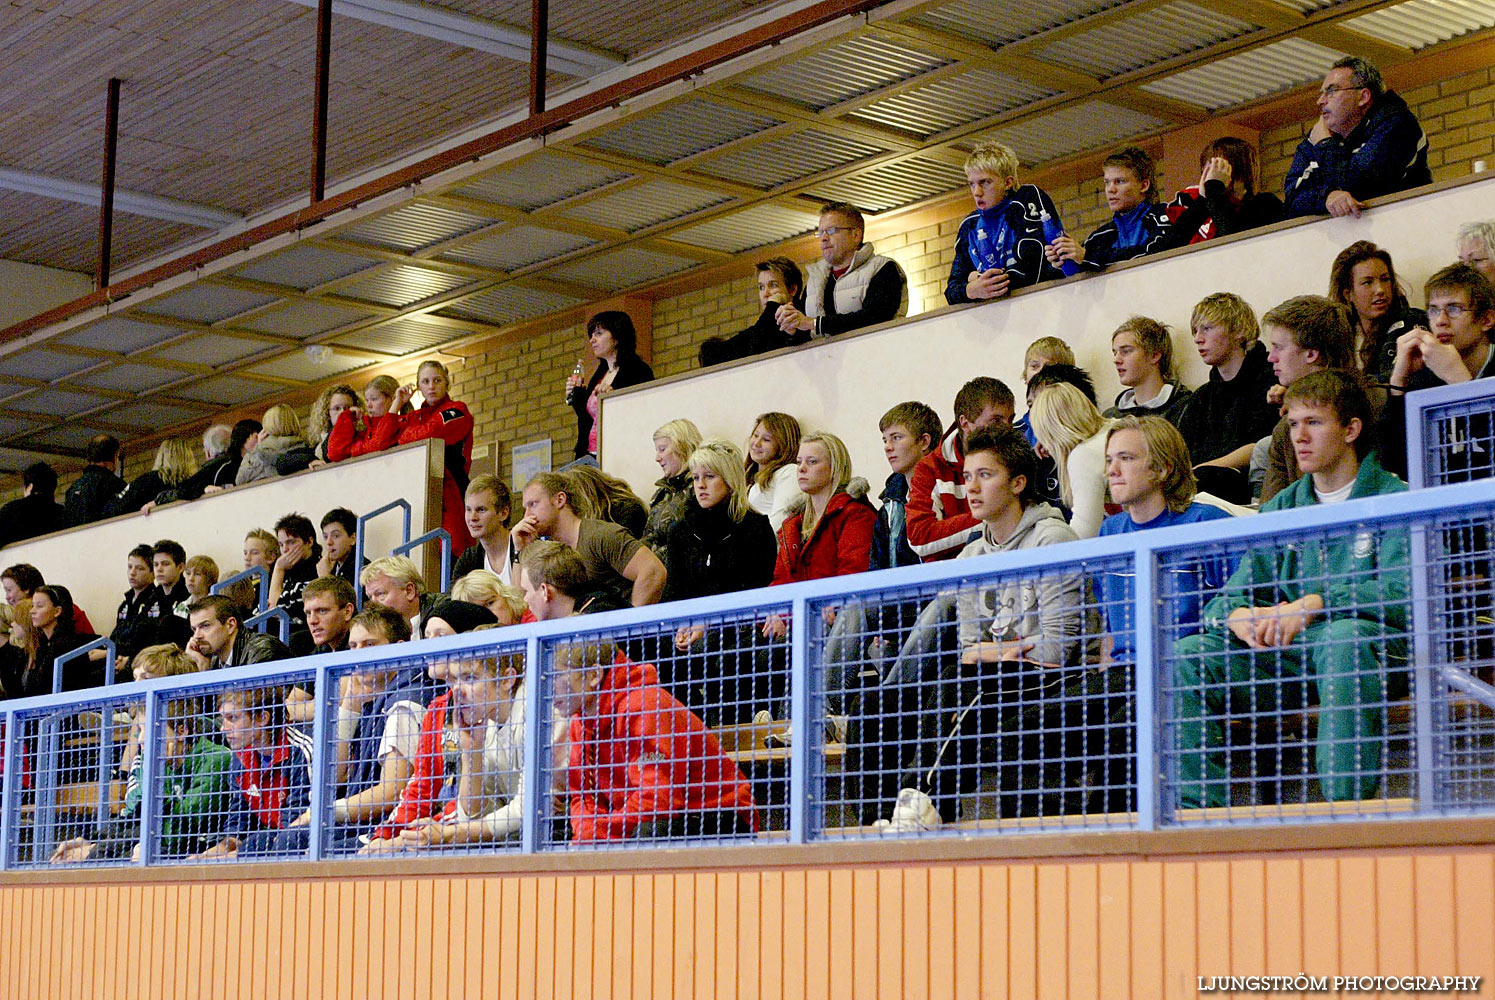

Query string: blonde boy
945 140 1064 304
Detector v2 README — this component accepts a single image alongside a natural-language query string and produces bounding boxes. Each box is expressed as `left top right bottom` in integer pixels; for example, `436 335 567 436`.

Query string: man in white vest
775 201 908 339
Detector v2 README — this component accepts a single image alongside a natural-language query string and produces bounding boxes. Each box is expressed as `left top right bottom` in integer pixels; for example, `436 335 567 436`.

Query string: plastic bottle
1040 211 1080 277
564 358 584 405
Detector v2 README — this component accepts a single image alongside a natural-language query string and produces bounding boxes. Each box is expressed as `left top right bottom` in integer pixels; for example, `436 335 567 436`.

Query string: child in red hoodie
557 641 759 842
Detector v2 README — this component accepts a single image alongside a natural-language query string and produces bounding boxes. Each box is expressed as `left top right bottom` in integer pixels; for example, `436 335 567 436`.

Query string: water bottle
564 358 584 405
1040 210 1080 277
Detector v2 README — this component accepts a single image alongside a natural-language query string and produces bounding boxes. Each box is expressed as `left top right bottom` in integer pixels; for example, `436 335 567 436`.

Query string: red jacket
396 398 474 480
370 691 454 839
905 426 977 562
568 655 758 842
771 489 877 585
326 409 401 462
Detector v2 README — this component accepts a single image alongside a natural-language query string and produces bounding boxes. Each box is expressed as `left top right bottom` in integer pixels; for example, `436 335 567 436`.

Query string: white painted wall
0 259 93 329
2 441 439 631
601 176 1495 497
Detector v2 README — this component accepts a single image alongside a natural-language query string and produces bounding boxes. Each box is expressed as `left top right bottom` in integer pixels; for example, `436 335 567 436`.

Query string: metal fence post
308 660 330 861
1131 545 1159 831
137 689 159 866
0 710 16 869
787 595 811 845
520 633 544 855
1408 523 1438 810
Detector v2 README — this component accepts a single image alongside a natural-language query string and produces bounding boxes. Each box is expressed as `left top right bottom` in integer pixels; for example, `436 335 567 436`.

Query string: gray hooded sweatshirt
954 502 1083 668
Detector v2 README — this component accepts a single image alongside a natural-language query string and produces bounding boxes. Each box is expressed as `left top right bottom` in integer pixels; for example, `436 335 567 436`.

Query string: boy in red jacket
556 641 759 843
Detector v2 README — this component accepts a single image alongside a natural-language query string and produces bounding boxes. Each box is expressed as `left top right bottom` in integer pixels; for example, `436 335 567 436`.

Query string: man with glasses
1285 56 1430 219
1457 221 1495 286
774 201 907 339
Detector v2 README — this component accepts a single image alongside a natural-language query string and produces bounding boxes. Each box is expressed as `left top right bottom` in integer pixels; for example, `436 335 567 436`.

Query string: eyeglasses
1427 304 1470 319
1459 255 1491 266
1318 84 1365 98
816 226 851 238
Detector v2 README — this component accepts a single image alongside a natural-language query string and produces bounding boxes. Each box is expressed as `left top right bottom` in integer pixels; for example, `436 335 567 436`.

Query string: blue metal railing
354 499 412 609
245 607 292 644
212 566 270 614
1405 377 1495 490
52 637 115 694
392 528 452 594
3 473 1493 869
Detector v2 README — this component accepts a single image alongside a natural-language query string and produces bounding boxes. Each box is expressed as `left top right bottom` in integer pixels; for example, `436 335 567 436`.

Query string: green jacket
100 736 233 860
1202 453 1410 634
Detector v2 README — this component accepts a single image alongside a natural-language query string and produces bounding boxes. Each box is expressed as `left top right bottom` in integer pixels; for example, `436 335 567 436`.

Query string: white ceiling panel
690 128 887 189
543 247 699 291
245 349 372 382
1031 2 1259 78
234 301 376 338
99 401 209 430
232 244 383 290
453 154 633 210
55 317 187 354
990 101 1171 165
437 226 598 271
669 203 821 253
559 180 734 232
907 0 1129 48
17 424 111 452
144 285 280 324
0 414 45 438
436 284 586 325
579 97 783 165
0 347 100 381
1342 0 1495 49
1140 37 1346 110
737 35 950 110
339 202 495 253
850 68 1060 137
171 375 276 407
337 266 479 308
5 388 111 417
71 363 187 393
332 316 467 354
146 333 279 367
800 155 967 213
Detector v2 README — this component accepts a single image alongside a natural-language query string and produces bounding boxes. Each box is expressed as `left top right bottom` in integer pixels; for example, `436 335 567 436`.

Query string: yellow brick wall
1261 66 1494 198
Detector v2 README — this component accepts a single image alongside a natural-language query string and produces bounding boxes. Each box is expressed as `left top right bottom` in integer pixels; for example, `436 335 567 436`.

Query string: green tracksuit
1172 454 1409 807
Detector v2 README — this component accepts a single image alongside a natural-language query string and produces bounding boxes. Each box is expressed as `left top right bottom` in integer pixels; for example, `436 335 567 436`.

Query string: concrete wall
2 441 441 631
600 174 1495 498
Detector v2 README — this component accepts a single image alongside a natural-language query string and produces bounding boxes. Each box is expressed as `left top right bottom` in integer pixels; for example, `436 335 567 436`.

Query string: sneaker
873 788 942 833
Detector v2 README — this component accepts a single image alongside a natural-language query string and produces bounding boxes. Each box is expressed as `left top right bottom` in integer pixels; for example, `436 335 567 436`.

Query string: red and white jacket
905 426 980 561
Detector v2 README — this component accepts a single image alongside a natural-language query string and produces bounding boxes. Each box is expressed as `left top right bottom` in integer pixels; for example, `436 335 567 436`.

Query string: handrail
392 528 452 595
4 473 1495 870
246 607 292 645
212 565 270 614
51 637 115 695
355 499 413 609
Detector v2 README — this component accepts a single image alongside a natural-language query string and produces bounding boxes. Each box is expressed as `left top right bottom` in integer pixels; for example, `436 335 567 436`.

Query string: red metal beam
1 0 882 345
95 78 121 291
529 0 548 116
311 0 333 202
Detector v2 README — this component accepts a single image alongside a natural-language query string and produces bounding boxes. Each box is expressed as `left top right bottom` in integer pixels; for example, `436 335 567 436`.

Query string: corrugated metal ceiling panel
669 203 821 253
0 379 31 402
339 202 494 253
55 317 186 354
454 154 633 210
71 363 185 393
97 401 208 430
5 389 111 417
1140 37 1345 109
907 0 1129 48
849 67 1059 137
438 226 598 271
544 247 699 291
435 284 585 325
1342 0 1495 49
332 317 465 355
146 334 277 367
145 285 279 324
171 375 273 407
1031 2 1259 78
800 155 967 213
17 424 110 452
233 301 375 339
690 129 887 189
559 180 734 232
232 244 382 291
337 266 478 308
579 98 783 165
738 35 950 110
0 414 44 438
0 348 99 381
245 349 372 383
990 101 1171 165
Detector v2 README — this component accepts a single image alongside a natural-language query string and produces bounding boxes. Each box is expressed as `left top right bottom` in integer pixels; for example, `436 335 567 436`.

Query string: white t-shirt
1313 479 1355 505
747 463 800 535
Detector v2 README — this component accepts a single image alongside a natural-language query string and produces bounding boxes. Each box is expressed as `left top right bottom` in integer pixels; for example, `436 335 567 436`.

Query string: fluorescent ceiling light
0 168 243 229
284 0 623 76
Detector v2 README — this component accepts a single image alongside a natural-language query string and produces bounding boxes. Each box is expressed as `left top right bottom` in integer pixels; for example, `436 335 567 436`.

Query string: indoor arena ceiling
2 0 1494 466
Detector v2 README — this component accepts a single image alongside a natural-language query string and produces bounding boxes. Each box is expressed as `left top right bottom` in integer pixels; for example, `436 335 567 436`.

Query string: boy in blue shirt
945 140 1064 304
1046 146 1171 271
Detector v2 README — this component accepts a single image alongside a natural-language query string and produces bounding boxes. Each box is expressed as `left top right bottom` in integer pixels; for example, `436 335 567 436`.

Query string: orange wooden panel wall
2 846 1494 999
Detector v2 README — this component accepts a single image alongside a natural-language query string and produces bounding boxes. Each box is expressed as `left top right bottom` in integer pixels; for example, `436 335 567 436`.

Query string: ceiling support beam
311 0 333 203
280 0 621 77
0 168 243 229
530 0 548 115
96 78 120 291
